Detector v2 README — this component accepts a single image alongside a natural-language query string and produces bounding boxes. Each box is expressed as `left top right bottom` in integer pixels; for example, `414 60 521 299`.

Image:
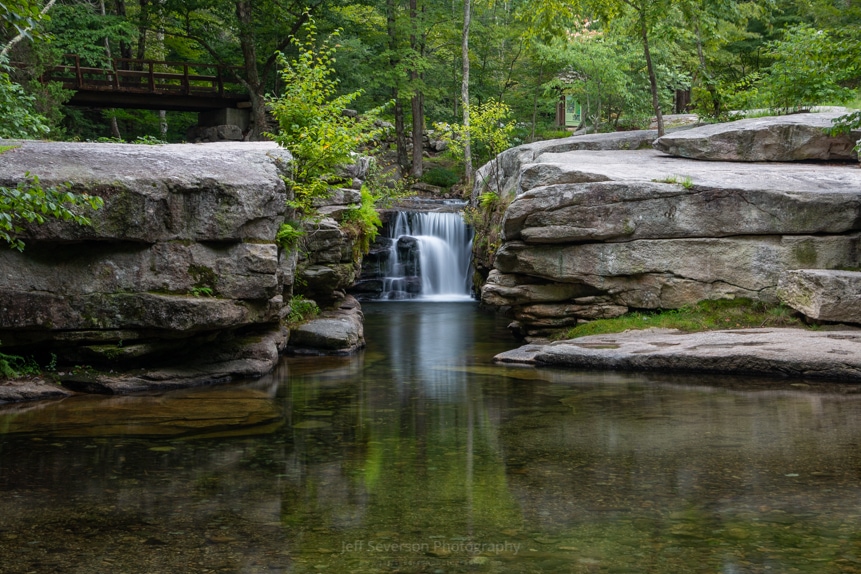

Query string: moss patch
0 145 19 154
558 298 805 340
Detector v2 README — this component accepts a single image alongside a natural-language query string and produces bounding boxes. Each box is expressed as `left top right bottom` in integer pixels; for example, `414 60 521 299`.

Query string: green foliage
133 135 168 145
755 25 859 113
827 110 861 152
655 175 693 188
0 346 40 379
342 187 382 257
0 173 103 250
420 166 459 189
559 299 803 340
0 55 48 139
287 295 320 326
190 286 214 297
462 189 510 272
540 34 653 132
276 220 304 250
266 17 388 215
434 100 516 169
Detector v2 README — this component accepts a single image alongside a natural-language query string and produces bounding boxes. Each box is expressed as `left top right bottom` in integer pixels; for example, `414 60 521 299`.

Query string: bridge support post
188 107 251 142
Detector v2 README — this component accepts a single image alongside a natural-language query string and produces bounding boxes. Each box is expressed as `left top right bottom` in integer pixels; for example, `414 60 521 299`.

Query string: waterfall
380 211 473 301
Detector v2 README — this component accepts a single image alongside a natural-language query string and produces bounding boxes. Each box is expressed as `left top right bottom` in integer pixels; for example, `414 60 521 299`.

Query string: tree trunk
530 60 544 143
386 0 409 170
136 0 149 61
461 0 472 187
235 0 265 140
409 0 423 179
410 92 424 178
639 7 663 136
114 0 133 62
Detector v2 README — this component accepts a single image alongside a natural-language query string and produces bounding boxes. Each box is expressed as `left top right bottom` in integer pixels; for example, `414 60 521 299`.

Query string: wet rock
495 328 861 382
653 112 861 161
0 379 74 404
778 269 861 324
288 296 365 355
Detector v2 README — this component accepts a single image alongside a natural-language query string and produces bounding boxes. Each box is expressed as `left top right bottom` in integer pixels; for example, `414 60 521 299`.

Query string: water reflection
2 303 861 572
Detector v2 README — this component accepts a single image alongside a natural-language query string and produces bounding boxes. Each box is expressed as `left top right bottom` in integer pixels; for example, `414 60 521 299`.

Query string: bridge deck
42 55 252 112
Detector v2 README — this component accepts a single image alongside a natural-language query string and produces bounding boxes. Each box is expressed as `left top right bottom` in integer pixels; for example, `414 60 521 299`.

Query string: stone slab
503 178 861 244
778 269 861 324
494 328 861 382
653 112 861 162
494 235 861 308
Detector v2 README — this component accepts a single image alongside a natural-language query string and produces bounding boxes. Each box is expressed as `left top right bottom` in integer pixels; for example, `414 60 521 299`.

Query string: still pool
2 302 861 573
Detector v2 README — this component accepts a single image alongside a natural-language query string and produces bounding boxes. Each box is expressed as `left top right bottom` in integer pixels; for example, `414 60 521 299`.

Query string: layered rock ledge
0 141 293 401
494 328 861 383
476 114 861 340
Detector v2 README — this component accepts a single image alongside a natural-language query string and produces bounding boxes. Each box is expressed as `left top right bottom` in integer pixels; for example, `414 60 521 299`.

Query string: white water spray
380 211 473 301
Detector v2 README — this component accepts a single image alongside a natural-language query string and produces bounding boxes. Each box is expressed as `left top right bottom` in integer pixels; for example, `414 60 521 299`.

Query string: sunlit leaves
0 172 103 251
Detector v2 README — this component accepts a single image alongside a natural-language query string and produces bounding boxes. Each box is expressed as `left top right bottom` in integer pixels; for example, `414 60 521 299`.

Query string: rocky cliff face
475 115 861 340
0 141 293 388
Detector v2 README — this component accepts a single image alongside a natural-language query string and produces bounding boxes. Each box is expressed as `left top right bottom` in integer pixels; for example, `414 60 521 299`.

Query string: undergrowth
559 299 804 340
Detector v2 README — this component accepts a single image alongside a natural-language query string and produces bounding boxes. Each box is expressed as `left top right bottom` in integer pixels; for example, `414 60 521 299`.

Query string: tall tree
461 0 472 185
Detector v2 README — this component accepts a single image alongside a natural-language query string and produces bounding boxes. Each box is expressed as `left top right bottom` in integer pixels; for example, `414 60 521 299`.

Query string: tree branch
1 0 58 59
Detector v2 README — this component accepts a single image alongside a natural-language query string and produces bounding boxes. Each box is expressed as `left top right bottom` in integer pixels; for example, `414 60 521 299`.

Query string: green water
2 302 861 573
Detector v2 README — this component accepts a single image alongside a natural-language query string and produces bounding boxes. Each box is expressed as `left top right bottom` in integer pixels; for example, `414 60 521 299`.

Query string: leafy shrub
266 17 387 215
0 55 49 139
341 187 382 257
755 25 857 113
287 295 320 325
276 220 304 250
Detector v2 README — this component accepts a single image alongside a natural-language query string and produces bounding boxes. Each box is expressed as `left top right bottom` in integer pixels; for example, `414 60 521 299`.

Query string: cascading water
380 210 473 301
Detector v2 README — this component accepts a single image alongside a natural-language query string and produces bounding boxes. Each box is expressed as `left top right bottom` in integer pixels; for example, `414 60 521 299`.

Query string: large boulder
0 141 293 395
778 269 861 324
472 123 861 340
653 112 861 162
288 295 365 354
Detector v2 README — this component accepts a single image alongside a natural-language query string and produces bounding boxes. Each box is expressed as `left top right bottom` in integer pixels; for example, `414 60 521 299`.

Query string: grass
654 175 693 188
0 145 18 154
559 298 804 340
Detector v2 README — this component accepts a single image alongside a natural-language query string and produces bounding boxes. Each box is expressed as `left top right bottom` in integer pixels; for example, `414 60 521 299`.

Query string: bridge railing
43 55 247 97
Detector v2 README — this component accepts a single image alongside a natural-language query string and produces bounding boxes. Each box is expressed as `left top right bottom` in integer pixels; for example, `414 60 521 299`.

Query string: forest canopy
1 0 859 151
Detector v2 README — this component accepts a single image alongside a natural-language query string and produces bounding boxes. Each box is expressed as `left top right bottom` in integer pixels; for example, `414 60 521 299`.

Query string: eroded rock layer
0 141 293 391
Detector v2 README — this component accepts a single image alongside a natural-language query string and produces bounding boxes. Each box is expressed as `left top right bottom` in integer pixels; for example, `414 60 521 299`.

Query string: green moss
792 240 818 267
558 298 805 340
0 145 19 154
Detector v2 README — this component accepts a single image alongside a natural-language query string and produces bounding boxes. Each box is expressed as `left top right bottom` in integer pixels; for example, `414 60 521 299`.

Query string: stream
3 301 861 573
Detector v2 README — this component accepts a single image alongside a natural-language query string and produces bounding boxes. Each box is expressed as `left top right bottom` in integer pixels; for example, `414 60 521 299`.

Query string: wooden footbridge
41 54 252 112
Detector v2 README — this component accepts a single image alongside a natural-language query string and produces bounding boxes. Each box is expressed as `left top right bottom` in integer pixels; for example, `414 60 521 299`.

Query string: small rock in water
293 420 331 429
